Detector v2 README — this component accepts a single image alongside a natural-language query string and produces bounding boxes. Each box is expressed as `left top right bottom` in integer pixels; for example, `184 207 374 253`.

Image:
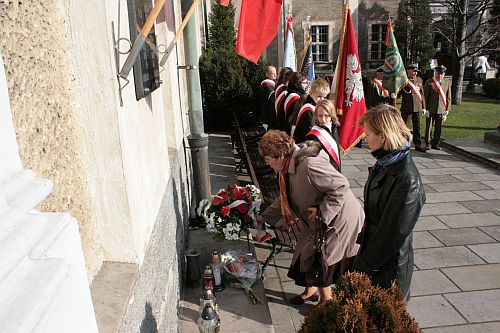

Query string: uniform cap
434 65 447 73
407 64 419 71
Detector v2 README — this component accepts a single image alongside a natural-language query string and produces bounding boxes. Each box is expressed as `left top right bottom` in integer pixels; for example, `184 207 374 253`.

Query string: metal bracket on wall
177 65 199 70
112 21 130 107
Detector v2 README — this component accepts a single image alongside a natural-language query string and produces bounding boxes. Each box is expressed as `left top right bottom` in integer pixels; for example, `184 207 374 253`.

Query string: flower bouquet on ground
221 249 262 304
198 184 263 241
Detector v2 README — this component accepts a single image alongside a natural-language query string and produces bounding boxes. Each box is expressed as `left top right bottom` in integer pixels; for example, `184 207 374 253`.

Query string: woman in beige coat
257 130 364 307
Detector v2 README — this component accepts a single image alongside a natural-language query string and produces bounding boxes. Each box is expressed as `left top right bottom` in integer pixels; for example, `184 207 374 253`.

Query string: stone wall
0 0 103 278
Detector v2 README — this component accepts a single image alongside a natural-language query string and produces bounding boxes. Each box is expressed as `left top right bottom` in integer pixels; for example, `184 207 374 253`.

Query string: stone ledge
179 228 274 333
485 131 500 145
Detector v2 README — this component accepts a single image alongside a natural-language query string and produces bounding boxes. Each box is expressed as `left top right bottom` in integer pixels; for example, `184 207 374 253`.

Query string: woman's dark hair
276 67 293 86
287 72 307 95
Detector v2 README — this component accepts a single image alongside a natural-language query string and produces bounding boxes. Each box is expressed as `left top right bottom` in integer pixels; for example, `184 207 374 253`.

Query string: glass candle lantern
210 250 225 292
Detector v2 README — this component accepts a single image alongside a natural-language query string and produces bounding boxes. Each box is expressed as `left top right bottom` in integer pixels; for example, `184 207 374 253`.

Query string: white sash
373 78 390 97
260 79 275 87
290 103 314 138
275 90 287 116
432 78 448 109
306 126 340 169
407 80 422 103
295 103 315 126
284 93 300 118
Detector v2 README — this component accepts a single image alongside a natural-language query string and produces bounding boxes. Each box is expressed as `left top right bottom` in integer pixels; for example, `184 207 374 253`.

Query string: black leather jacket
353 153 425 300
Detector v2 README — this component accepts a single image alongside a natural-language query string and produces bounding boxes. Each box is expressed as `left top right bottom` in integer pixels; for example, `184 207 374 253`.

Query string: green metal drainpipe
182 0 211 204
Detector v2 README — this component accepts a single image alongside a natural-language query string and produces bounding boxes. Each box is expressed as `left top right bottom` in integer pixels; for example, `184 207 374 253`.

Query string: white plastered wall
64 0 176 265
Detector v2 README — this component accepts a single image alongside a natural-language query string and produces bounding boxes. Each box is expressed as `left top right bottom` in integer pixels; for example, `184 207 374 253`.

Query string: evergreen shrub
483 78 500 99
199 1 267 131
298 272 420 333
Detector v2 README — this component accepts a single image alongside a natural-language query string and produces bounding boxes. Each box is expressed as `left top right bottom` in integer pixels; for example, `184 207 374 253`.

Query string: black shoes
288 291 320 305
431 145 441 150
415 146 427 152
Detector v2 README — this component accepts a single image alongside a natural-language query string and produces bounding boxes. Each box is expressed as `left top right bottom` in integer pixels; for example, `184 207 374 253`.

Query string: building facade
0 0 205 331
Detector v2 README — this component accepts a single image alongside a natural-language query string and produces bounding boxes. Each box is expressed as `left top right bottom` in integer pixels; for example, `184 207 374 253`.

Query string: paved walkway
182 133 500 332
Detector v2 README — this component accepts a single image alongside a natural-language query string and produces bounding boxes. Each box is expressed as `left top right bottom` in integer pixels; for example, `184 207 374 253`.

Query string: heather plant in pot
299 272 420 333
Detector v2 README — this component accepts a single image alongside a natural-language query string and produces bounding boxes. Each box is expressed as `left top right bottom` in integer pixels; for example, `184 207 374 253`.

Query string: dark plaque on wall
127 0 161 100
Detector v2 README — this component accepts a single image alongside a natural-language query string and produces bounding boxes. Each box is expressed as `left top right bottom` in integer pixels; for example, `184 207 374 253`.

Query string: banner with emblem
382 19 407 97
330 3 366 153
300 36 314 93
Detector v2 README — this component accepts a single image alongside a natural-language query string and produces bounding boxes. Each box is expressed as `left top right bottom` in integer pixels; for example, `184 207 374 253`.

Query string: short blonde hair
310 78 330 97
258 130 295 158
359 104 412 151
313 99 340 127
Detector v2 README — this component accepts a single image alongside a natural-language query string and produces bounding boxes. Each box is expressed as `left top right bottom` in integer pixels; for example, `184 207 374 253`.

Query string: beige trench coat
261 143 365 273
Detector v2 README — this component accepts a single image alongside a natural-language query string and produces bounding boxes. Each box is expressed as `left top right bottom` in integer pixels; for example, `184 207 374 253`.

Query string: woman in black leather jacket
353 104 426 301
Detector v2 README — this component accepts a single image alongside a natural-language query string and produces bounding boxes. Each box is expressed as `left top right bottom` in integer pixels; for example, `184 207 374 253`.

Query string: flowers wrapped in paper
221 249 261 304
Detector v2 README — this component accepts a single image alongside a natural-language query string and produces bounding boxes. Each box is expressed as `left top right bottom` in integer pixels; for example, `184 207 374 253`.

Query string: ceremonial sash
432 78 448 109
275 83 286 96
373 78 389 97
284 93 300 118
275 90 287 116
260 79 275 88
407 80 422 103
306 126 340 169
295 103 315 126
290 103 313 138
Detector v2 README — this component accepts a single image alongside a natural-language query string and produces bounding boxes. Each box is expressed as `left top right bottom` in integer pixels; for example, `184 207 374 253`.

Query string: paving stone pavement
183 133 500 332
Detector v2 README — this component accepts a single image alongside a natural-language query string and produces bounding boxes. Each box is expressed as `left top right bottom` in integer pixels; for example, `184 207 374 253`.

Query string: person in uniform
424 65 451 150
305 99 341 172
399 64 427 152
365 67 392 108
259 65 277 124
277 72 307 134
290 78 330 143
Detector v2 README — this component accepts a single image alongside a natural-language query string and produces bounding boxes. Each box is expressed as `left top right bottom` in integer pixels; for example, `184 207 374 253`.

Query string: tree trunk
451 56 465 104
451 0 469 105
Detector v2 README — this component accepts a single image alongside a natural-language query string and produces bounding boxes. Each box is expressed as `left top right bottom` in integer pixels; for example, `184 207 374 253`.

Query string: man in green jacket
400 64 426 152
424 65 451 150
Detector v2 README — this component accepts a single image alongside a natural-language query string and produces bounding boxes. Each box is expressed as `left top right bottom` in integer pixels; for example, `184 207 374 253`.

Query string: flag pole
119 0 166 79
331 1 348 114
159 0 200 66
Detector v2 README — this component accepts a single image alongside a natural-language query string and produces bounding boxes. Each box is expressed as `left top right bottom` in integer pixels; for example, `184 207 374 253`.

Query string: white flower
197 199 208 217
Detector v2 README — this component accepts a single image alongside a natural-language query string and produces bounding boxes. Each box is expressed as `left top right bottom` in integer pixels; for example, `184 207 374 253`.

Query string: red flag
220 0 230 6
331 5 366 153
236 0 283 64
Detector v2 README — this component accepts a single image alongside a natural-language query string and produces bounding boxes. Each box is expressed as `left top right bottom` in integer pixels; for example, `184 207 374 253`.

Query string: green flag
382 19 407 97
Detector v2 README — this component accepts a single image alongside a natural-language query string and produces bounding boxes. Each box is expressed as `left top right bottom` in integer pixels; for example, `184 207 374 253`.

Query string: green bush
199 1 267 130
482 78 500 99
298 272 420 333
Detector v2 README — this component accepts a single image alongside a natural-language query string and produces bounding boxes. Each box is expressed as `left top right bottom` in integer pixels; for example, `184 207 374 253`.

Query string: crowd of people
255 64 430 309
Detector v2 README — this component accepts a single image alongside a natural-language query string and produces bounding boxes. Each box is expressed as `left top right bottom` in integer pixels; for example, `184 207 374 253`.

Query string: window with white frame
310 25 329 62
370 23 387 61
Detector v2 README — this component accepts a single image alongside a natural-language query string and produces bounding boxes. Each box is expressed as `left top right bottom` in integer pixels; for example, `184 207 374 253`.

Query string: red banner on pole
236 0 283 64
333 5 366 153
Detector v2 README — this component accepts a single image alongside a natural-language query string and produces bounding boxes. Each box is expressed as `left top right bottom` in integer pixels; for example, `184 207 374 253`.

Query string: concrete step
0 169 53 212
